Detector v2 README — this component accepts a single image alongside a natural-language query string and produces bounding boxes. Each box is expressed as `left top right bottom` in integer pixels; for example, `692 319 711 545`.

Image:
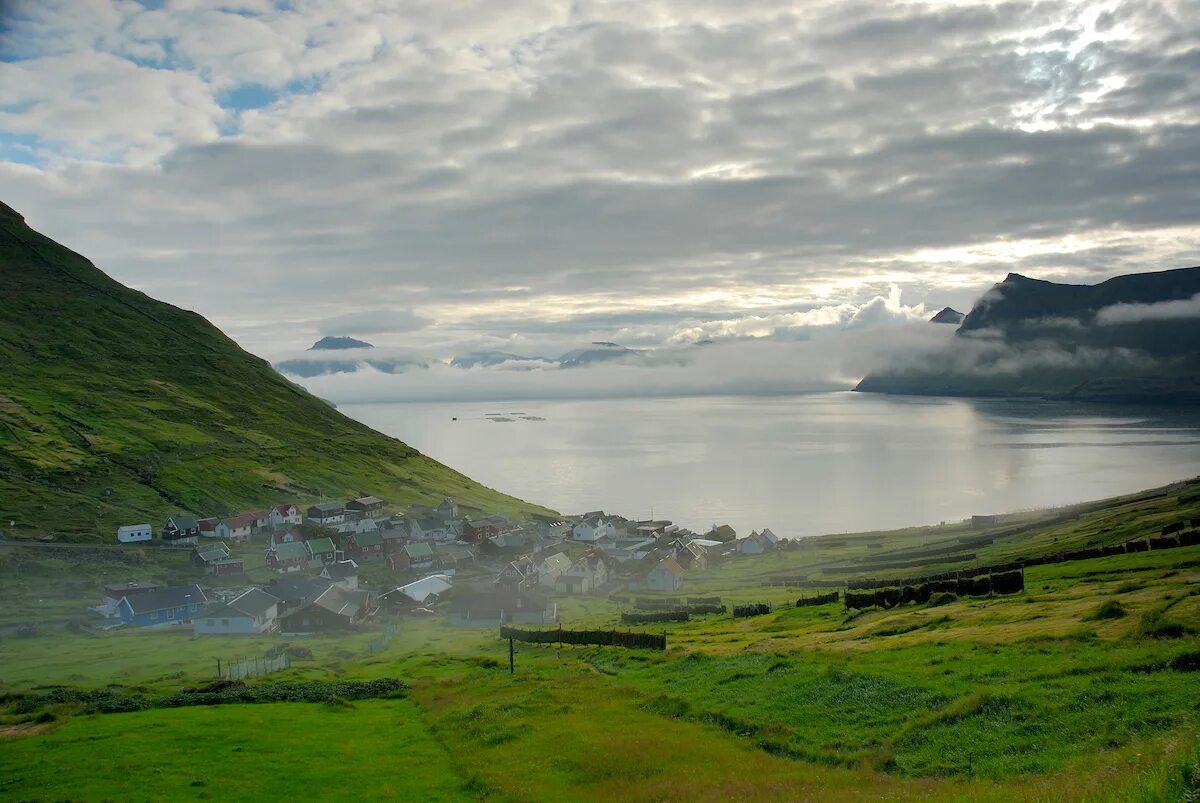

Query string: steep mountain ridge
857 266 1200 404
0 203 550 538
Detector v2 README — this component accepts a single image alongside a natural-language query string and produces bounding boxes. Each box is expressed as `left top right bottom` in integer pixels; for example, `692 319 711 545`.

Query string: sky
1 0 1198 399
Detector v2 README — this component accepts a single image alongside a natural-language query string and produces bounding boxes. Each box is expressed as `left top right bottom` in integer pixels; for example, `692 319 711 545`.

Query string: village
100 498 786 636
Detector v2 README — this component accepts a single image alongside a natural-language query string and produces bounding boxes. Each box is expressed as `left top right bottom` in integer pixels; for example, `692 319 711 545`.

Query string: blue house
116 584 208 627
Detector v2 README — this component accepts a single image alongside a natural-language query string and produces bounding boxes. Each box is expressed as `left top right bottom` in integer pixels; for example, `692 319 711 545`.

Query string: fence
733 603 772 618
367 622 397 654
795 592 839 607
844 570 1024 610
219 651 290 681
500 626 666 650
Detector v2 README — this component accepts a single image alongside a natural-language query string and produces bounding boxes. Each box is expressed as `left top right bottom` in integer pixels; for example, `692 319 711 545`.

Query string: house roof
116 524 153 533
404 541 434 559
222 512 260 529
393 574 453 604
655 557 685 576
169 515 198 530
312 585 374 619
195 545 230 564
198 518 219 532
199 602 240 619
414 518 445 531
270 541 310 561
268 575 329 607
540 552 572 573
306 536 336 554
434 543 474 562
121 584 207 614
242 509 268 520
707 524 737 540
273 504 298 515
322 560 359 579
228 587 281 618
310 502 344 514
351 495 384 506
487 532 528 549
351 529 383 547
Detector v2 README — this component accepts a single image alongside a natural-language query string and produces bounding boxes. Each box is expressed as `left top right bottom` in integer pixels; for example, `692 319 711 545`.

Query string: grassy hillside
0 202 551 538
2 484 1199 800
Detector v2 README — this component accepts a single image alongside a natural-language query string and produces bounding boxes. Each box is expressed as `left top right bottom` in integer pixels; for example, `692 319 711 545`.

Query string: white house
270 504 302 527
556 555 609 594
538 552 573 587
642 557 685 592
572 518 615 542
214 513 257 543
116 524 153 543
194 588 281 635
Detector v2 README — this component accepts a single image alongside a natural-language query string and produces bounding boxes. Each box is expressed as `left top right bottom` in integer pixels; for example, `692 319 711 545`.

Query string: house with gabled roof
194 588 282 635
631 557 685 593
197 517 220 537
215 513 259 543
382 574 453 608
670 538 708 570
736 531 772 556
410 518 448 541
345 528 384 561
266 540 310 572
116 584 208 627
496 556 538 593
481 531 532 558
269 504 302 527
705 524 737 543
162 515 200 543
307 503 345 526
433 542 474 569
279 585 378 632
305 536 339 568
346 496 386 518
194 540 244 576
320 560 360 590
572 518 615 542
270 527 302 545
436 498 459 519
537 552 572 587
389 540 435 572
556 555 609 594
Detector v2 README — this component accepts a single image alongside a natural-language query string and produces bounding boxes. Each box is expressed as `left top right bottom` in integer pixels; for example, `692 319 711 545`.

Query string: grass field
3 485 1200 800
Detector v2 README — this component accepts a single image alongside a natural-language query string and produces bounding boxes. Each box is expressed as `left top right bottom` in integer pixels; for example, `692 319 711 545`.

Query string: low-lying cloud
1095 292 1200 326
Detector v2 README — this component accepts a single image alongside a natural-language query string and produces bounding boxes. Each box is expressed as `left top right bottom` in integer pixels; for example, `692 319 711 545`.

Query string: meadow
2 482 1200 801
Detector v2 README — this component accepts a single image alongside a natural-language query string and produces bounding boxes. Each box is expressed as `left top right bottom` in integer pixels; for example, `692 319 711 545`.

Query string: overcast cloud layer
2 0 1198 395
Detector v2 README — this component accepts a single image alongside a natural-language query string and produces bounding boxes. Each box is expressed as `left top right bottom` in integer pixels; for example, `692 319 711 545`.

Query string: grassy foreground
2 484 1200 800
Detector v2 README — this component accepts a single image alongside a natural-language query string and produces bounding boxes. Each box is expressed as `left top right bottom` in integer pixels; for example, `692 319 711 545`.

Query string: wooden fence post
508 637 514 675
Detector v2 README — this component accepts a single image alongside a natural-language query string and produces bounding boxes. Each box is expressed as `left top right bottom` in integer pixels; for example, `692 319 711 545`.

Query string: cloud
1095 291 1200 325
314 307 433 337
1 0 1198 364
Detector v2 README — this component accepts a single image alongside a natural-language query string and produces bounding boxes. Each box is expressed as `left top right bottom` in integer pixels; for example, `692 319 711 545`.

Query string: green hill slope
0 202 551 538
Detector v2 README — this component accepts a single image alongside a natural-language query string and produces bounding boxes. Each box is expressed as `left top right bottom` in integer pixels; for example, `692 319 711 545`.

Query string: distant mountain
309 336 374 350
930 307 964 325
559 341 640 367
274 356 423 378
857 267 1200 405
0 202 550 538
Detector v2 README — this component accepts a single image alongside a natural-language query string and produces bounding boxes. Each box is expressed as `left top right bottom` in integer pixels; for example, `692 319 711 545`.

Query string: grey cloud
1095 292 1200 325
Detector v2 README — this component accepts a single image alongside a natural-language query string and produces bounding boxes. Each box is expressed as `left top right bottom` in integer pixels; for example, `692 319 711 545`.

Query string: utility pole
508 637 515 675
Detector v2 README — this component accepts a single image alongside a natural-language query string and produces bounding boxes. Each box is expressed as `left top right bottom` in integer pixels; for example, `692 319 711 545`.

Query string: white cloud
1095 292 1200 325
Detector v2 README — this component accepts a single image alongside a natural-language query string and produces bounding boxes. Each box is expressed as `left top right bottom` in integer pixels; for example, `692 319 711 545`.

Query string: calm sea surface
341 393 1200 539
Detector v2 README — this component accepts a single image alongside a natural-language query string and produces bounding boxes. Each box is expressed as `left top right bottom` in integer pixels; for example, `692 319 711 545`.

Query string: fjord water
342 393 1200 538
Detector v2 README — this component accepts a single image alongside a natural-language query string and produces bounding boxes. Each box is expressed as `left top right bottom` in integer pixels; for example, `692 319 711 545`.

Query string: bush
1085 601 1127 621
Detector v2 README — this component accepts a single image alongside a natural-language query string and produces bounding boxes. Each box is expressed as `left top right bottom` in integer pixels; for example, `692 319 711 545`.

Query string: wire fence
367 622 397 654
219 652 290 681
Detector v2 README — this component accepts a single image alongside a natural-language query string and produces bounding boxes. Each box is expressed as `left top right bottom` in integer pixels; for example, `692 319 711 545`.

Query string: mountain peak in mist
310 336 374 351
930 307 965 324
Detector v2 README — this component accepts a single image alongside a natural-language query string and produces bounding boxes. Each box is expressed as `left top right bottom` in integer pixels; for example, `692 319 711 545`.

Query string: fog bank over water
342 393 1200 538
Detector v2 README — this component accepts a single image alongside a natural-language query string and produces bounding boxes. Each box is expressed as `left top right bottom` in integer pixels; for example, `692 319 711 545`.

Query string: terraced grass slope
0 203 551 538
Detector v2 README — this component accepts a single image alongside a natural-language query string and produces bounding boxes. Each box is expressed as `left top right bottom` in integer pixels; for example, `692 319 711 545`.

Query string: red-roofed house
215 513 260 543
643 557 684 593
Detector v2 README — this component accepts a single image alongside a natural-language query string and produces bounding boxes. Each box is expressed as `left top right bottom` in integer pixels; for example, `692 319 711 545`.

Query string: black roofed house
116 584 208 627
320 559 360 590
162 515 200 543
481 531 532 558
194 588 282 635
193 540 244 576
279 585 378 633
410 518 447 541
307 503 345 526
346 496 386 518
447 589 556 627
